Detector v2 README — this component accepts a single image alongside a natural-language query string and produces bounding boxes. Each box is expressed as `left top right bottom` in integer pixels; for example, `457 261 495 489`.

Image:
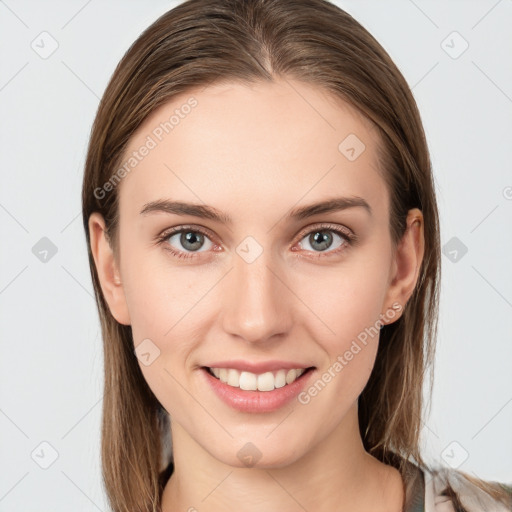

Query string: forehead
117 78 387 220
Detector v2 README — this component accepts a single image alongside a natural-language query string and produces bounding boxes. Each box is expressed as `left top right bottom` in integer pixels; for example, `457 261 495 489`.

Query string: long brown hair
81 1 508 511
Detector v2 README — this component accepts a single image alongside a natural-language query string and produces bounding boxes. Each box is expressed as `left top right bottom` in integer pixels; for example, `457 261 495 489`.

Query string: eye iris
310 231 333 251
181 231 204 251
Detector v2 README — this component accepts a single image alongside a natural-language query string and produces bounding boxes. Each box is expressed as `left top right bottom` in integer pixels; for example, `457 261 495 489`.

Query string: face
91 78 421 469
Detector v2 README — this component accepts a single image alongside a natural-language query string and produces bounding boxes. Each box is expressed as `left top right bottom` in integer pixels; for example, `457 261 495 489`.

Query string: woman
81 0 512 510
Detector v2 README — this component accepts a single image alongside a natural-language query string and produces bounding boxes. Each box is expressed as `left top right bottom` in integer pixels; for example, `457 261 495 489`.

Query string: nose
220 247 293 344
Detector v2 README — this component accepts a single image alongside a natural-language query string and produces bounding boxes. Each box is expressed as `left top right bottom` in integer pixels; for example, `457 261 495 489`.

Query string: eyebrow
139 196 372 223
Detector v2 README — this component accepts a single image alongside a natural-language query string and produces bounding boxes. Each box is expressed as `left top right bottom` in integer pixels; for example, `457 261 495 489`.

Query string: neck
161 403 404 512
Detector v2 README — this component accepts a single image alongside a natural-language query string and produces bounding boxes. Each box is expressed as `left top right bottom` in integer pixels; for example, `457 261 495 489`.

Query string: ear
88 212 131 325
380 208 425 324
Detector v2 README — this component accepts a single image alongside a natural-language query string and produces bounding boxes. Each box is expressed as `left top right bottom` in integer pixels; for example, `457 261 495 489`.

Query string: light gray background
1 0 511 510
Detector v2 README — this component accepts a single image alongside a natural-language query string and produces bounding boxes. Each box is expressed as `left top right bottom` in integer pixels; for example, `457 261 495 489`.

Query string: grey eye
166 230 213 253
299 230 345 252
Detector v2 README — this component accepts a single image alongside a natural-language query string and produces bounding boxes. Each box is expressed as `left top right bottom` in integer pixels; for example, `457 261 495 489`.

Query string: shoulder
423 465 512 512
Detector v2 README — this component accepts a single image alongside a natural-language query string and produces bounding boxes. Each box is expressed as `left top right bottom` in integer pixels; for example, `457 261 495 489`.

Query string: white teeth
208 367 307 391
286 369 297 384
239 371 257 390
274 369 286 388
257 372 274 392
227 369 240 387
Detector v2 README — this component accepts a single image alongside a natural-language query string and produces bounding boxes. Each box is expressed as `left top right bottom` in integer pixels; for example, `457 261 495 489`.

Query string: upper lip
203 360 314 374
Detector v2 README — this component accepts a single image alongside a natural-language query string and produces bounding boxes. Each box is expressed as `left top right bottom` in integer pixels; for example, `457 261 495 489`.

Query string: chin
206 435 308 470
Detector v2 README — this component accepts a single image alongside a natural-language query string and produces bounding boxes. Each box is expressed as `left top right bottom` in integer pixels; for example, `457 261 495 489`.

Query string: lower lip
201 367 315 413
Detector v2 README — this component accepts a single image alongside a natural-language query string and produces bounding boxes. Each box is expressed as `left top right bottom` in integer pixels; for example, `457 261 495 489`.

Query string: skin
89 78 424 512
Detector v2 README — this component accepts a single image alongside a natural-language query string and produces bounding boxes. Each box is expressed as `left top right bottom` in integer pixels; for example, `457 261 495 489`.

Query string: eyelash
155 223 358 261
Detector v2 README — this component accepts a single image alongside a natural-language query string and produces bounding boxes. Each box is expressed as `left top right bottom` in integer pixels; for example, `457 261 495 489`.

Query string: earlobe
381 208 425 325
88 212 131 325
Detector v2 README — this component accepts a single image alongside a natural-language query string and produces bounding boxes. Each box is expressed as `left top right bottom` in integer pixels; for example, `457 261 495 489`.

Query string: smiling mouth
203 366 315 392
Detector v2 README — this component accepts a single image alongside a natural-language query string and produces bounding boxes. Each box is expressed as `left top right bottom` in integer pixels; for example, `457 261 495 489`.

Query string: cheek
292 288 385 430
298 256 390 346
294 253 391 394
119 246 217 403
120 238 200 342
121 256 204 417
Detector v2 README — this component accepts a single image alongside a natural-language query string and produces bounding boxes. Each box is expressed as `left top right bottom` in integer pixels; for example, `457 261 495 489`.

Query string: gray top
401 458 512 512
